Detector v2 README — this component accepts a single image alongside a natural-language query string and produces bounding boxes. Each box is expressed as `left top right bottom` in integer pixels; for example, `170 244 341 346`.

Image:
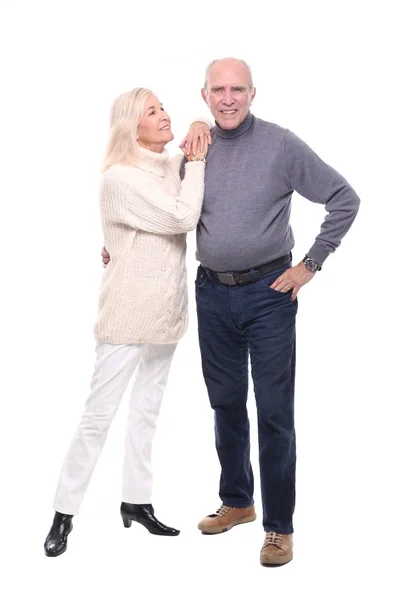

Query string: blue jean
195 261 298 534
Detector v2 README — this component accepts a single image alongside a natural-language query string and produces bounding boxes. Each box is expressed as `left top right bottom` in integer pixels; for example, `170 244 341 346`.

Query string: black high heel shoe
120 503 180 536
44 511 74 557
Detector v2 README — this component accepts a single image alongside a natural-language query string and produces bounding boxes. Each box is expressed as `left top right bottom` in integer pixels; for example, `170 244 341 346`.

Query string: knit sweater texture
94 148 205 344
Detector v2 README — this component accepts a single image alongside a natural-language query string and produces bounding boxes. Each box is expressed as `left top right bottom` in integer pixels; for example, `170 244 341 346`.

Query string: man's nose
222 92 234 105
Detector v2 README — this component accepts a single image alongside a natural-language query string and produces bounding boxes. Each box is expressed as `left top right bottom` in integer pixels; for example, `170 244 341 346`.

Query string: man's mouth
221 110 237 115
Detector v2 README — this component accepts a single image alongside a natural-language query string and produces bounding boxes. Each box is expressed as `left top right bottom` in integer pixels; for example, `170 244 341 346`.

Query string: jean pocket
259 263 292 295
195 266 208 288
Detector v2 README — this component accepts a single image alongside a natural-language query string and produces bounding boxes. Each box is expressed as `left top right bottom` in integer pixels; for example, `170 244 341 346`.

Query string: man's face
202 60 256 130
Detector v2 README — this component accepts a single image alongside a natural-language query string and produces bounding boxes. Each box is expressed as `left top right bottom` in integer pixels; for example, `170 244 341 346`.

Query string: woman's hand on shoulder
180 121 211 159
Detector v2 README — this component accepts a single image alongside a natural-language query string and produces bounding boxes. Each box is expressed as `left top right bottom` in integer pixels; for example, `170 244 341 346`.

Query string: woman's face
137 95 173 152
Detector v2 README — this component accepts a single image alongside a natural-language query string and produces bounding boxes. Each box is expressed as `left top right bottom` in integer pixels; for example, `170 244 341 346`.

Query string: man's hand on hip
270 261 315 301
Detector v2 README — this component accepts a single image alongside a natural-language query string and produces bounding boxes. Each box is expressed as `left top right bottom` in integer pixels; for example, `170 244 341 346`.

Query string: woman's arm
101 162 206 235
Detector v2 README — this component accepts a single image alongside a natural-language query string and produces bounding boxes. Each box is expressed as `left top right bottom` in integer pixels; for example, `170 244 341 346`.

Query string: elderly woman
44 88 210 557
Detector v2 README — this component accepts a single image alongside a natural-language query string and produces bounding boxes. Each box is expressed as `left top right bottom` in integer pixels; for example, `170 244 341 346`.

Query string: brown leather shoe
260 532 293 566
198 504 256 534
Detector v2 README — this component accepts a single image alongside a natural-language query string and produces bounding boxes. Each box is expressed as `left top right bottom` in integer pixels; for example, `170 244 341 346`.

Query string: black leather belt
204 253 291 286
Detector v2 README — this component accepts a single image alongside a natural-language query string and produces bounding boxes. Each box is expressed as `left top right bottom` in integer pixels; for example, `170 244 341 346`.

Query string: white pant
53 341 177 515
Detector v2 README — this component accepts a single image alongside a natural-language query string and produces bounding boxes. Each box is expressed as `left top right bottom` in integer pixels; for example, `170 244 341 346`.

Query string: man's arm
284 129 360 265
270 129 360 300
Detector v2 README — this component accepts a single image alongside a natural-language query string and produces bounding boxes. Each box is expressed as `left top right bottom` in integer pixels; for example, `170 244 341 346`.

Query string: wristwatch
303 256 322 272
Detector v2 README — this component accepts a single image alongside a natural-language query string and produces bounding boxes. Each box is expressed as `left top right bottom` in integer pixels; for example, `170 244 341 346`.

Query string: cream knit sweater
94 147 205 344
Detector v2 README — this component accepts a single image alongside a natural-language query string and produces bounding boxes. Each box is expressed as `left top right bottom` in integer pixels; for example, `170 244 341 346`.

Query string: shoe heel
122 516 132 528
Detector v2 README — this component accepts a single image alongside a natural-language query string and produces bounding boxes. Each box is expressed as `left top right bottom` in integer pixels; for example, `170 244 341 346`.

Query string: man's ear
251 88 257 103
201 88 208 104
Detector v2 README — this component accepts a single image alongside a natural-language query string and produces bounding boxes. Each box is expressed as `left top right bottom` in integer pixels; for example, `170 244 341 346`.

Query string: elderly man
186 57 359 567
103 58 360 566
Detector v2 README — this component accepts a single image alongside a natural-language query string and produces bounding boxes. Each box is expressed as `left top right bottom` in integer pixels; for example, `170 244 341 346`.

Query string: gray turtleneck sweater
191 113 360 272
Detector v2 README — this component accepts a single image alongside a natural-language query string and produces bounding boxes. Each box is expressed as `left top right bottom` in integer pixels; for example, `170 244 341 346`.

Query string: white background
1 0 399 598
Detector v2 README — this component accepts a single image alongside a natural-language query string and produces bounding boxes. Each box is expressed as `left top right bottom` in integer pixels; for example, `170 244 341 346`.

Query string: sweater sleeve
284 129 360 264
190 117 214 129
101 161 205 235
170 152 186 174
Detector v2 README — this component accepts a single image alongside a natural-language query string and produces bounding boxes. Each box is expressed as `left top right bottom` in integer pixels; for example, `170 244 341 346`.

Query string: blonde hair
102 87 153 172
204 58 254 90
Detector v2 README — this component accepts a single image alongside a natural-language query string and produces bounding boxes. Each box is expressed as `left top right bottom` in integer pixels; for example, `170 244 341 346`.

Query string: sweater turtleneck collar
214 112 254 139
136 146 170 176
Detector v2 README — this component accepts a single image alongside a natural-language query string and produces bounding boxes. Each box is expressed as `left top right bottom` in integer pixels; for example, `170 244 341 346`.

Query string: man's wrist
303 255 322 272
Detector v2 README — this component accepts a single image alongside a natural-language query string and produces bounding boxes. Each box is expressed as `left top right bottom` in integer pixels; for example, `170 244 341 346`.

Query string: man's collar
214 112 254 139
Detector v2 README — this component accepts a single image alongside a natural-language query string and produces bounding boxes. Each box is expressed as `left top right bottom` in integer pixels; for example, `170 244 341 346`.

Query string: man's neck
214 112 253 139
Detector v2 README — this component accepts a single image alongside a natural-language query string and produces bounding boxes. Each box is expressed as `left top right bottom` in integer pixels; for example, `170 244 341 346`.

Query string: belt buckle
218 272 236 286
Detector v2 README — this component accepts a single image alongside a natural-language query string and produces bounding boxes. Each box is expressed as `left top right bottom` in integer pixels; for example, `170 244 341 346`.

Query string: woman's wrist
187 157 207 163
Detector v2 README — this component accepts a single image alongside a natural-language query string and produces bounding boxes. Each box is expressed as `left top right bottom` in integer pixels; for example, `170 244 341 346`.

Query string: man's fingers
273 279 294 293
270 276 287 291
268 264 312 300
269 276 280 290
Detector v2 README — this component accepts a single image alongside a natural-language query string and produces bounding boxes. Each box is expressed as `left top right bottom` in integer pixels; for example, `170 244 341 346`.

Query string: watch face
304 258 317 272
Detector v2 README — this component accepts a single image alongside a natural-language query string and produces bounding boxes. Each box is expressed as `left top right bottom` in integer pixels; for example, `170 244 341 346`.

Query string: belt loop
249 268 259 281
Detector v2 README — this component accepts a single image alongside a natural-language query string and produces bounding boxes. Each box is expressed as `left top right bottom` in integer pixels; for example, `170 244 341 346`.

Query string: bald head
204 58 254 90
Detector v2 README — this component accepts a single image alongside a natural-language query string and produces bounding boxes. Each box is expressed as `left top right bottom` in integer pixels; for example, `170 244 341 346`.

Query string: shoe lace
216 504 233 517
263 531 284 549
